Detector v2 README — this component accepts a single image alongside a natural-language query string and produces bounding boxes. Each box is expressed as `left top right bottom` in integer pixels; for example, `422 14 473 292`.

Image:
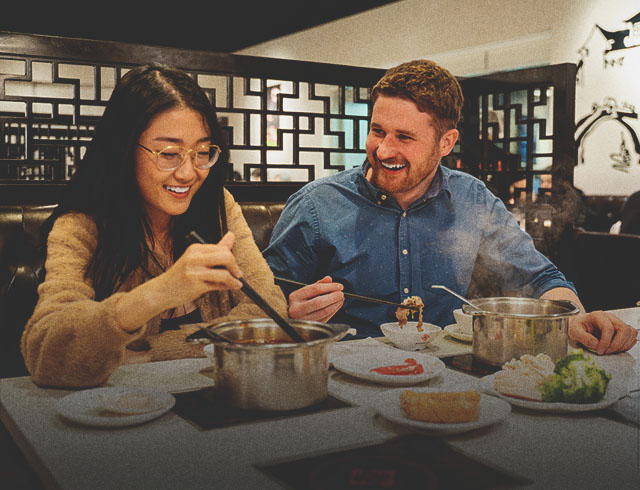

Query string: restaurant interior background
238 0 640 197
1 5 640 489
1 0 639 316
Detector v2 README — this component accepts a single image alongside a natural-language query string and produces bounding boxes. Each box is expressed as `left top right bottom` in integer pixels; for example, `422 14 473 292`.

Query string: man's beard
368 151 441 197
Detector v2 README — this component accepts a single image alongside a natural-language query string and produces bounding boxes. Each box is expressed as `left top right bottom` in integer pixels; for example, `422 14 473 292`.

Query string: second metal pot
208 318 350 411
463 297 580 366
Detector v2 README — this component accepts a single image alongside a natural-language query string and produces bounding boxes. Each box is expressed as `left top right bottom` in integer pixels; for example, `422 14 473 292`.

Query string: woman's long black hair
43 63 229 300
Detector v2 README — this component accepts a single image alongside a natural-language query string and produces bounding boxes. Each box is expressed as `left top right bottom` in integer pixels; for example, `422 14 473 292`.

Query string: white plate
374 387 510 435
332 351 445 386
480 373 628 413
107 358 214 393
443 324 472 343
57 386 175 427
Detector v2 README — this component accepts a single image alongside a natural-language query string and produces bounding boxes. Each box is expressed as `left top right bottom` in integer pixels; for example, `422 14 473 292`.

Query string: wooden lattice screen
0 33 579 262
0 32 385 193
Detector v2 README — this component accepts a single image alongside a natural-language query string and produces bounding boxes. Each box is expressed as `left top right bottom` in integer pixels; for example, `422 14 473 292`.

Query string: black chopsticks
274 276 422 311
185 231 305 343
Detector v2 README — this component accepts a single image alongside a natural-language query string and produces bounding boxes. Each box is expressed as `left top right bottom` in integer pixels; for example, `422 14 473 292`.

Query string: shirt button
402 212 406 217
377 201 382 205
381 195 387 200
403 288 409 294
402 249 408 255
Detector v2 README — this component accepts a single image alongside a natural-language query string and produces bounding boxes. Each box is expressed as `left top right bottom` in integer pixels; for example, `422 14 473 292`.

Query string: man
265 59 637 355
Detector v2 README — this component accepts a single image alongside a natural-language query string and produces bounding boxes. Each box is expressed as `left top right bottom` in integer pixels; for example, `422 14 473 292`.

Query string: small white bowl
380 321 442 350
453 308 473 334
203 344 215 363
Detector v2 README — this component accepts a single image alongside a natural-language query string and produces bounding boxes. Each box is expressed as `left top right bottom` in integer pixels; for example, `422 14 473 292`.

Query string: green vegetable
540 349 611 403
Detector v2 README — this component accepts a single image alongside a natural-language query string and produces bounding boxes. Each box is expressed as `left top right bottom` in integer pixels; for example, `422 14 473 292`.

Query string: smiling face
135 107 212 234
365 95 458 209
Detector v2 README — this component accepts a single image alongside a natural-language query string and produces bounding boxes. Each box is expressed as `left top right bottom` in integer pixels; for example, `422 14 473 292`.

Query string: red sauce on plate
370 358 425 375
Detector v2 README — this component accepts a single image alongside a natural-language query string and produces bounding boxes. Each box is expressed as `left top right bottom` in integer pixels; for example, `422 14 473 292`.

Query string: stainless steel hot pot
462 297 580 366
207 319 350 411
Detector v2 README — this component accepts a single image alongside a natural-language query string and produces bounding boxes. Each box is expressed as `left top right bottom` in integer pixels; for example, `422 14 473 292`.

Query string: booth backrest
568 227 640 312
0 202 285 378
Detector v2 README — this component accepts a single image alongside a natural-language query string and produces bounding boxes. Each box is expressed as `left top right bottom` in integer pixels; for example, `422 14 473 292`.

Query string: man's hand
568 310 638 355
287 276 344 323
541 287 638 355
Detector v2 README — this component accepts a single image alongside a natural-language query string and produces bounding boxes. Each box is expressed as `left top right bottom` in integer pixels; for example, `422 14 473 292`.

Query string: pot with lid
207 318 350 411
463 297 580 366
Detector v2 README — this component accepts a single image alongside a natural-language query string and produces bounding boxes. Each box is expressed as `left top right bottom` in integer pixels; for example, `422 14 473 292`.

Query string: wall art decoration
574 9 640 195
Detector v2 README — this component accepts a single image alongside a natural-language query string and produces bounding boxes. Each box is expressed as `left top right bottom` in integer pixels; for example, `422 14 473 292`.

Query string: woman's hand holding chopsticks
114 232 243 332
157 232 244 305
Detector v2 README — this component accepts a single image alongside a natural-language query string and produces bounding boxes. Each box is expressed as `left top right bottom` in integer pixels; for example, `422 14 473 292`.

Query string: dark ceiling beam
0 1 400 53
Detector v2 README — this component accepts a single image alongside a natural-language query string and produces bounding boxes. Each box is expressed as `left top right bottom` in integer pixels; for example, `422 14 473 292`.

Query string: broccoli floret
541 349 611 403
553 350 590 374
540 375 566 402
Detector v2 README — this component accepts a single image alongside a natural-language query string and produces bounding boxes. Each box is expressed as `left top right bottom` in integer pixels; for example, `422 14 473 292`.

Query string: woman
21 64 289 388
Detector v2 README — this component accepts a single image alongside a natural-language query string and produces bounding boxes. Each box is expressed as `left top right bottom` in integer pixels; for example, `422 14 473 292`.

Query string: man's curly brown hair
371 60 463 139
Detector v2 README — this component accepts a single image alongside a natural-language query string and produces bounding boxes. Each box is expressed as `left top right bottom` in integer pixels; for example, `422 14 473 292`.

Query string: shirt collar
358 160 452 207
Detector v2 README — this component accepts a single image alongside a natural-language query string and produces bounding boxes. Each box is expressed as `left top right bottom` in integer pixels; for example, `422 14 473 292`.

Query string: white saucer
57 386 175 427
373 387 511 435
443 324 472 343
332 351 445 386
480 373 628 413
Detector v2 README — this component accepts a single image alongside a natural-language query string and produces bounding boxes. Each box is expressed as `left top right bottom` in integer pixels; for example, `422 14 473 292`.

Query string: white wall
238 0 640 196
550 0 640 196
237 0 561 73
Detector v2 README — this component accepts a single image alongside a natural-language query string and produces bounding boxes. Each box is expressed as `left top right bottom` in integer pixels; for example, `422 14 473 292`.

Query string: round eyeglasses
138 143 221 171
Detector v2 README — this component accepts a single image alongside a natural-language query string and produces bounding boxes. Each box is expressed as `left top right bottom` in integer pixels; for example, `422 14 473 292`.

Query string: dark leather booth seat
0 202 284 378
567 227 640 312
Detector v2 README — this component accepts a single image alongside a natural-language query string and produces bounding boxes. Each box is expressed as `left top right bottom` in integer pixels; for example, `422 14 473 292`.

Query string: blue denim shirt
264 163 575 338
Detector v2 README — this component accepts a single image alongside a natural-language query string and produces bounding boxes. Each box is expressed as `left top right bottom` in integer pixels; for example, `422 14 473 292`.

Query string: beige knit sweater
21 189 288 388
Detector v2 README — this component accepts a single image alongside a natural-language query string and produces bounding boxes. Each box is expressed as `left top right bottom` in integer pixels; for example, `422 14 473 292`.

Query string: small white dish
453 308 473 330
204 343 215 363
380 321 441 350
373 387 511 435
443 324 473 343
332 351 445 386
480 373 628 413
57 386 175 427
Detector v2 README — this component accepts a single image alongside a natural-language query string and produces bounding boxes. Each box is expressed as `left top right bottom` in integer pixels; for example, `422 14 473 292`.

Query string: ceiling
1 1 400 53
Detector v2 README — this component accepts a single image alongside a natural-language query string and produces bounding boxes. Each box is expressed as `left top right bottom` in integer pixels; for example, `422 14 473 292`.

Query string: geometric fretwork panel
450 85 555 208
0 56 372 183
479 85 554 205
453 64 577 263
207 77 371 182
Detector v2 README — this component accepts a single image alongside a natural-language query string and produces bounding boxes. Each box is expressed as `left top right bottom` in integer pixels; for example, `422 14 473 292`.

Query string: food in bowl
380 322 441 350
400 390 480 423
493 350 611 403
395 296 424 330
